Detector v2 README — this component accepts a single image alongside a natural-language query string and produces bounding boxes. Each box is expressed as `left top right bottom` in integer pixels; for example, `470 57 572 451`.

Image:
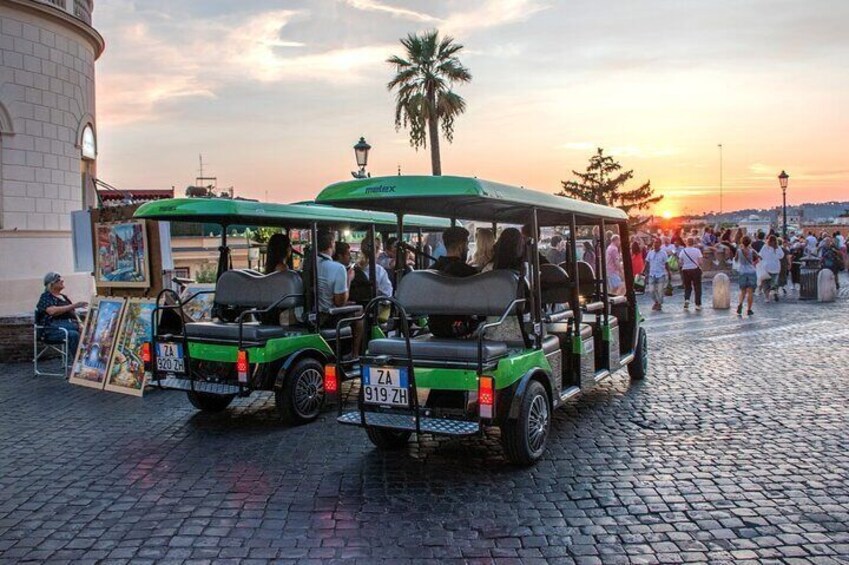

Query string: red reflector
236 350 248 383
324 364 338 394
141 342 151 364
479 375 494 419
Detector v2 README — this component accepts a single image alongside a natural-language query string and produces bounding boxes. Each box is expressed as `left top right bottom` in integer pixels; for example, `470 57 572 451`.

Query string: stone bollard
712 273 731 309
817 269 836 302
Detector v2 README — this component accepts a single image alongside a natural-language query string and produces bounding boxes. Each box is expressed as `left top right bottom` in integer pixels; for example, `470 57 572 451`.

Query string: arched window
81 124 96 160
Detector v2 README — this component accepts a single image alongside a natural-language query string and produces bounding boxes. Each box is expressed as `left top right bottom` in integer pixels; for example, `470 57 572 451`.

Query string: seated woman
349 237 394 322
36 272 86 355
263 233 300 325
469 227 495 272
486 228 528 344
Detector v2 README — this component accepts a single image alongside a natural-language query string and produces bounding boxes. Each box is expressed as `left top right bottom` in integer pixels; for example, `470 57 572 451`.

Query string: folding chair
33 310 70 378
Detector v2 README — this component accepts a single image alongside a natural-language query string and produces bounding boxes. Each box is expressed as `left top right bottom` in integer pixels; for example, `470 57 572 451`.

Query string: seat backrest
215 269 304 313
540 263 571 306
575 261 596 299
395 269 521 317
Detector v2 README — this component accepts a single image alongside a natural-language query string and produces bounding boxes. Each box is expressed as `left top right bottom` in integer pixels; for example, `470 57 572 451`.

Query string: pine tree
557 148 662 226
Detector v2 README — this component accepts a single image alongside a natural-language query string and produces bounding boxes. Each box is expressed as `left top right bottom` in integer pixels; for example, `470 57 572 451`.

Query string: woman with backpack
819 236 843 290
735 235 759 317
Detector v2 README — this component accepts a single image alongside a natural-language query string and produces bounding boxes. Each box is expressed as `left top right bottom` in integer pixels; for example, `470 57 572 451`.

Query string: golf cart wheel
500 379 550 466
276 357 325 425
366 427 412 450
628 327 648 381
186 390 235 412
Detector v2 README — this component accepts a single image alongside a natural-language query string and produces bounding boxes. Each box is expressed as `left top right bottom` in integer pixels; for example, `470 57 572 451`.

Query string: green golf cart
134 197 449 424
317 176 647 464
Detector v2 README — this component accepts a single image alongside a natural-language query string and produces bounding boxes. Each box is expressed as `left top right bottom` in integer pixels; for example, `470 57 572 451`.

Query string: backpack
823 249 844 271
348 266 373 305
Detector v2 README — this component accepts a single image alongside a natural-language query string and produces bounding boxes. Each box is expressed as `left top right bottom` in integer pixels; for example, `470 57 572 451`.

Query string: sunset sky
93 0 848 216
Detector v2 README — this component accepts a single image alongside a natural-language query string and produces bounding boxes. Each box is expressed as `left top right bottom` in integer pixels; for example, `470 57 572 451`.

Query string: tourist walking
735 235 758 316
759 234 785 302
819 236 844 290
645 239 670 311
678 237 703 310
630 240 645 293
606 234 626 295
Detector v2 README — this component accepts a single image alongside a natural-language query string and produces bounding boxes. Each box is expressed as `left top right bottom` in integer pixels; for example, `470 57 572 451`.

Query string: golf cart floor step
338 411 479 435
156 377 241 395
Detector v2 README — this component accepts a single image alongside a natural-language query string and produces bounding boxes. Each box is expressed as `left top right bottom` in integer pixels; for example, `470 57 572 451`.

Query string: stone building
0 0 103 316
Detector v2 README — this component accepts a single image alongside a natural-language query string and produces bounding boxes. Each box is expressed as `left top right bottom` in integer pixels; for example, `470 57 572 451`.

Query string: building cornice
4 0 105 59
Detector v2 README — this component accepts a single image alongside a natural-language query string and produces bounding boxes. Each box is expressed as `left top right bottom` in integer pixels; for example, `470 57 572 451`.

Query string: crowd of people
624 225 847 315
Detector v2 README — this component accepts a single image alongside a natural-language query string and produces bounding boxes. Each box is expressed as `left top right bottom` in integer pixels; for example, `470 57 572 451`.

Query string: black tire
275 357 325 425
366 427 412 450
628 327 648 381
500 379 550 466
186 390 235 412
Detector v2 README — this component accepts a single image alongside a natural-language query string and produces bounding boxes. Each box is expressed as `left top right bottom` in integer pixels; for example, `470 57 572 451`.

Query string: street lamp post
351 137 371 179
778 170 789 238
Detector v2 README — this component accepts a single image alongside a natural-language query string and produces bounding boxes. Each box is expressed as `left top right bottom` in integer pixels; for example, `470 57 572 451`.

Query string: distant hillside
699 201 849 223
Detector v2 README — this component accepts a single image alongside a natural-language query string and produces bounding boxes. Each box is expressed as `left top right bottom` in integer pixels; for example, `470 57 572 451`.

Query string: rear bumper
338 410 480 436
155 376 242 396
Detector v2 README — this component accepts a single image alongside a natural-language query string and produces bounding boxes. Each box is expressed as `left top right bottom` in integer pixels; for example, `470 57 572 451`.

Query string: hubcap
294 368 324 417
527 394 549 453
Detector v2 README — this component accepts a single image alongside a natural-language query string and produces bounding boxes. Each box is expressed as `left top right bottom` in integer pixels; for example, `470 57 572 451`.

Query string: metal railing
31 0 93 26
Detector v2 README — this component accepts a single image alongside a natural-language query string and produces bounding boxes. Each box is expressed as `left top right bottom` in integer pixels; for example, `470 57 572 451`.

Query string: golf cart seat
541 263 571 306
185 269 305 344
367 269 528 365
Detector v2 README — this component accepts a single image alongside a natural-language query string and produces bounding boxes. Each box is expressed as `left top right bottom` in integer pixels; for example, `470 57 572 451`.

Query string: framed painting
104 298 156 397
95 220 151 288
69 297 126 390
180 284 216 322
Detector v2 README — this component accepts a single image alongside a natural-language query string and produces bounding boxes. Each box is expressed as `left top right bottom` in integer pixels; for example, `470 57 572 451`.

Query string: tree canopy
557 148 661 226
387 30 472 176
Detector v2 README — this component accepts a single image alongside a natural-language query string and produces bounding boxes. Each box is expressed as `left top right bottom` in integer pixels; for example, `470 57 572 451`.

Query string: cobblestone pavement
2 278 849 564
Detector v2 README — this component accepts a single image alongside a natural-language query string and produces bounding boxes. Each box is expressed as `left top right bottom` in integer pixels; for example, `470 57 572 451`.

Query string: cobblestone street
2 283 849 564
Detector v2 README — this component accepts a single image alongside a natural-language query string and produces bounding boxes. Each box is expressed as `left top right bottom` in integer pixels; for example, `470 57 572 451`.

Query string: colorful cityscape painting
69 297 126 389
104 298 156 397
95 221 150 288
180 284 215 322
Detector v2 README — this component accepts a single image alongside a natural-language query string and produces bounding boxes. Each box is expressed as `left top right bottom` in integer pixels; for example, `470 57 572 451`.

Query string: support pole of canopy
529 208 543 347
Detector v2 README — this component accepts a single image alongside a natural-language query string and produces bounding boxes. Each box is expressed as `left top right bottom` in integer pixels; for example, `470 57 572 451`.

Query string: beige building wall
0 0 103 315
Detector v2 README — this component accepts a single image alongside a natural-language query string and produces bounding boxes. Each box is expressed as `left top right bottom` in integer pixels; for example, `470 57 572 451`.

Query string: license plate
156 342 185 374
363 366 409 407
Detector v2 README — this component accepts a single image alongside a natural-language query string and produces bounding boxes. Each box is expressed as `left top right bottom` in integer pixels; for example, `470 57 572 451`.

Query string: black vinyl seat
185 322 293 342
320 326 353 341
368 335 509 363
186 269 305 343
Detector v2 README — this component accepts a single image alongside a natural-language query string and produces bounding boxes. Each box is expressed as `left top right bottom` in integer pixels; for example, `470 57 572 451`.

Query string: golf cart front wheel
366 427 412 450
628 327 648 381
187 390 235 412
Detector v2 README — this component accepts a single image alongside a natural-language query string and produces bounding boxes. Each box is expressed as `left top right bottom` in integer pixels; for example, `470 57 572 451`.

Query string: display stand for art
69 297 127 389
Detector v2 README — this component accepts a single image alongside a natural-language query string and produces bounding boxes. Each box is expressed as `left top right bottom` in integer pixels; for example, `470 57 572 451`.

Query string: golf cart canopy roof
315 175 628 225
134 198 451 232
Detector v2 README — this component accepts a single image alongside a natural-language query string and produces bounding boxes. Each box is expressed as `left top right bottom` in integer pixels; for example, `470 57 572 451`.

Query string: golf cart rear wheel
500 379 550 466
276 358 325 425
366 427 412 450
628 327 648 381
186 390 235 412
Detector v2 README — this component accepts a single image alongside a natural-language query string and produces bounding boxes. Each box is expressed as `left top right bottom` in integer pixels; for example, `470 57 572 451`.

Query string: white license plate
363 366 409 407
156 342 185 374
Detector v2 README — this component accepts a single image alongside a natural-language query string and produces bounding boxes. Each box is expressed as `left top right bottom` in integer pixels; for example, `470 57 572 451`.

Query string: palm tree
387 30 472 176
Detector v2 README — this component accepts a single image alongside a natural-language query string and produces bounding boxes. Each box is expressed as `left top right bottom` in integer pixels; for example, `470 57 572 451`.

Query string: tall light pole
718 144 723 215
778 170 789 238
351 137 371 179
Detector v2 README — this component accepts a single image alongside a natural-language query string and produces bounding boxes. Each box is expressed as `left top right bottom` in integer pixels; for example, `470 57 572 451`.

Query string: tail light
479 375 494 419
324 364 338 394
236 350 249 383
141 342 152 371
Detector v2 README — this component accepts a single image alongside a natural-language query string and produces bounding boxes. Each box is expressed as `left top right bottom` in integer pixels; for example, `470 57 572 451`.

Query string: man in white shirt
759 234 785 302
316 230 362 354
805 232 818 256
677 238 704 310
645 239 670 311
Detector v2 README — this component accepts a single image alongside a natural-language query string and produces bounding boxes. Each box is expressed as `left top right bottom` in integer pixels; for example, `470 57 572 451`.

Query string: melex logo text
364 185 396 194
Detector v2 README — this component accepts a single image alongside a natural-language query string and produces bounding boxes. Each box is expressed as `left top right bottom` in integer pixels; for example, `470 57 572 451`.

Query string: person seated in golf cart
263 233 300 326
486 227 530 344
429 226 479 339
316 229 363 354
